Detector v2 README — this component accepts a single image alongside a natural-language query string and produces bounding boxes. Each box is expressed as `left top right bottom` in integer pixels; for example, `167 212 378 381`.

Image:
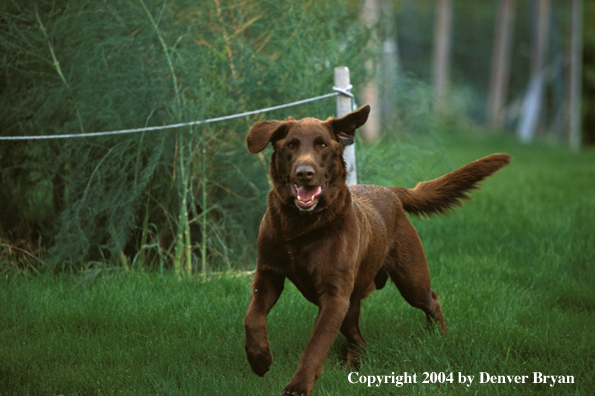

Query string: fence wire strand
0 91 347 141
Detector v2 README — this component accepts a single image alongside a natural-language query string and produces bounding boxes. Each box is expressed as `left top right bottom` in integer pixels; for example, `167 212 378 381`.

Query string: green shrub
0 0 372 272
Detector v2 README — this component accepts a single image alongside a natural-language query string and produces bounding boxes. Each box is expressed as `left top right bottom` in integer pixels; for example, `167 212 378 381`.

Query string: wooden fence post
334 66 357 186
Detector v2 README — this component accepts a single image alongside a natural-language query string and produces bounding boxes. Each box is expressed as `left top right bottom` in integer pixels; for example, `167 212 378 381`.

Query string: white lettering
479 372 491 383
566 375 575 384
549 376 557 387
376 375 383 387
398 376 405 387
458 372 474 387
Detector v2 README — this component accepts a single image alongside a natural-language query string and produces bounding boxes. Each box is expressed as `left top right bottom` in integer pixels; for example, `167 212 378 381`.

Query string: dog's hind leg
385 219 448 334
340 297 366 368
388 262 447 334
423 289 447 334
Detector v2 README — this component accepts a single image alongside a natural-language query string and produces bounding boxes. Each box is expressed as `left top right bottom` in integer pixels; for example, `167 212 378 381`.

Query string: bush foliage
0 0 372 272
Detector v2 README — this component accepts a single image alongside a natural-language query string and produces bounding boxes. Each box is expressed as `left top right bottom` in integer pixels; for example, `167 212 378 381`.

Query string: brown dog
244 104 510 395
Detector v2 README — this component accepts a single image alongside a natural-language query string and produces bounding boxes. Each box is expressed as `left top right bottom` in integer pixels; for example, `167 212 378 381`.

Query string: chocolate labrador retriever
244 104 510 395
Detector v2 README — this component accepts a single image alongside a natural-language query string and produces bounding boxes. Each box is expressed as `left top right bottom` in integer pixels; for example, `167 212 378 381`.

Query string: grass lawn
1 133 594 395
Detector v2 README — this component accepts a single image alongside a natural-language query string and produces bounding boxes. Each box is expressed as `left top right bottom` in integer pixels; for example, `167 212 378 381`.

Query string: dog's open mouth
289 184 325 212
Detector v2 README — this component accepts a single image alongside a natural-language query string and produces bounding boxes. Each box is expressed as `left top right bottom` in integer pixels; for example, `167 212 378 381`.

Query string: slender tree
487 0 516 130
517 0 551 143
432 0 453 110
360 0 381 142
567 0 583 151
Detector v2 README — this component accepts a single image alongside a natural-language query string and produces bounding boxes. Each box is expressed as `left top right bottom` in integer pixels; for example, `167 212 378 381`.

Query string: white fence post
334 66 357 186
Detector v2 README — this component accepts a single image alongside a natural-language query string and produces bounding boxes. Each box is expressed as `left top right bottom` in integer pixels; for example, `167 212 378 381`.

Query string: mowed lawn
1 133 594 395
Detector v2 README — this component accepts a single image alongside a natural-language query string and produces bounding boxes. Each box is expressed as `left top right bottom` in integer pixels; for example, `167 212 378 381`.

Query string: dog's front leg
244 268 285 377
282 294 350 396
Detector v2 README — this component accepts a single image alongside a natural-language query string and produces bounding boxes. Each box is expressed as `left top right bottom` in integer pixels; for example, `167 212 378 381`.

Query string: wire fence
0 87 354 141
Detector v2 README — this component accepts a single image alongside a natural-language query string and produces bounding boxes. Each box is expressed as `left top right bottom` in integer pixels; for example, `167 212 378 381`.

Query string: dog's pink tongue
298 186 322 202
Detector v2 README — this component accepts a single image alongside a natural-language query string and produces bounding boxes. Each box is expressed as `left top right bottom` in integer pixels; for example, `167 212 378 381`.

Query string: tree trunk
380 0 399 129
517 0 550 143
487 0 516 130
432 0 453 110
567 0 583 151
360 0 381 142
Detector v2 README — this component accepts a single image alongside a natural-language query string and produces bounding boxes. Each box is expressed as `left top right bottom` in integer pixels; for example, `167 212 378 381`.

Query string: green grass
1 133 594 395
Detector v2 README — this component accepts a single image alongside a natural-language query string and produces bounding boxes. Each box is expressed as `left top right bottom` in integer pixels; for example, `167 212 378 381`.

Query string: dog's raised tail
391 154 511 217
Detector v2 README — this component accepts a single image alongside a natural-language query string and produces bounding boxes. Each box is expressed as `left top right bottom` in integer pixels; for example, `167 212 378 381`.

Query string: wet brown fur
244 105 511 395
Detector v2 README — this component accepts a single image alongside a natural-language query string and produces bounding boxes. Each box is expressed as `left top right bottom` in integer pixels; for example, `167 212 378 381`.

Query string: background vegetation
0 0 371 272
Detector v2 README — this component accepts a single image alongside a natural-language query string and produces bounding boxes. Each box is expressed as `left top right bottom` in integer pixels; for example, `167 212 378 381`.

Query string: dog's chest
284 244 326 305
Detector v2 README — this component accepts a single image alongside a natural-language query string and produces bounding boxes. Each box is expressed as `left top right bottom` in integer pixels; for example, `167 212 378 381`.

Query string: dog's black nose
296 164 315 181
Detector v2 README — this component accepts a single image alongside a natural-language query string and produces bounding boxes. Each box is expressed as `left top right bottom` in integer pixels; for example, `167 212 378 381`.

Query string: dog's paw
344 356 361 371
281 385 310 396
282 376 313 396
344 345 365 370
246 348 273 377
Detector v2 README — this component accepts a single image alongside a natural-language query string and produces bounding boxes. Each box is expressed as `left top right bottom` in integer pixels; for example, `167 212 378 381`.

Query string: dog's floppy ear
326 105 370 147
246 120 294 154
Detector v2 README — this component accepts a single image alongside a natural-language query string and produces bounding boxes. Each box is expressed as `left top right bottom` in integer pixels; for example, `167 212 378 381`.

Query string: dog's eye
287 142 295 149
320 143 328 150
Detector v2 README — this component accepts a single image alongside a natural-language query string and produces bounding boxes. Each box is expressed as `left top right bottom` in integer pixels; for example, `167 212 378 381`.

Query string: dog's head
246 105 370 213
